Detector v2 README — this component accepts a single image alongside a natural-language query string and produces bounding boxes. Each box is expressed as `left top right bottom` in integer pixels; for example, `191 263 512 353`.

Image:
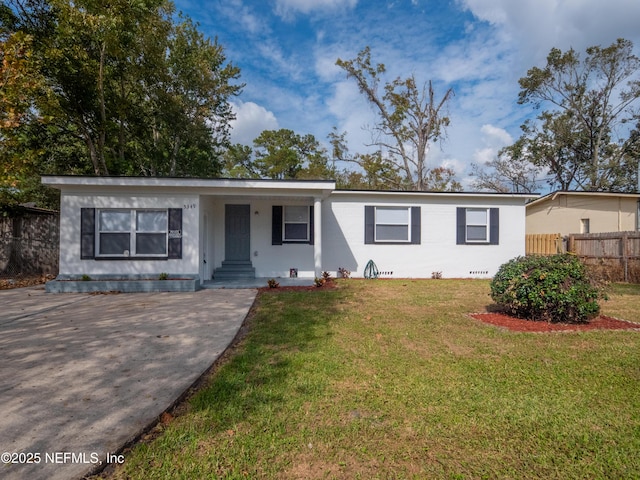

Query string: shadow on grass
484 302 508 313
187 286 346 430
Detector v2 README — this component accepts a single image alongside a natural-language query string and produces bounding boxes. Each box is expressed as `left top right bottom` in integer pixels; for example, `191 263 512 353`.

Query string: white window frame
465 208 490 243
581 218 590 234
374 206 411 243
283 206 310 242
96 209 168 257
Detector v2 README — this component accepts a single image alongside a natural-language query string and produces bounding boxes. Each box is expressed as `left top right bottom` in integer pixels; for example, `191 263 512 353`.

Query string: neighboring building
526 191 640 236
42 176 536 291
0 203 59 276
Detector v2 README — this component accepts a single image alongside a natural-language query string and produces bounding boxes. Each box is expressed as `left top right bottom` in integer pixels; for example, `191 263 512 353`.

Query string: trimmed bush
490 254 604 323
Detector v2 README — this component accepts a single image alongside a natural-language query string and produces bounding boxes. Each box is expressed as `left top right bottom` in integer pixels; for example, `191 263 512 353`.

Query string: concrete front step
213 260 255 279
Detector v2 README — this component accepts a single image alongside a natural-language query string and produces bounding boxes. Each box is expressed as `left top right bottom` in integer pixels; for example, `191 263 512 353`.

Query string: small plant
267 278 280 288
81 274 92 281
431 271 443 279
314 277 326 287
338 267 351 279
322 271 332 281
158 272 169 281
490 254 606 323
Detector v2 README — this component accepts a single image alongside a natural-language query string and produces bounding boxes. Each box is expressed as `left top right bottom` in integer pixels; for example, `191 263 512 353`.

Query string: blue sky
174 0 640 188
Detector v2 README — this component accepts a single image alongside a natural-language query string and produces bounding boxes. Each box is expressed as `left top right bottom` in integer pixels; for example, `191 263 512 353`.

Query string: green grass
107 280 640 479
604 283 640 323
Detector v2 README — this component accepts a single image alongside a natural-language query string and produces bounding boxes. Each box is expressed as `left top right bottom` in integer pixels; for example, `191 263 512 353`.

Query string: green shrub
490 254 605 323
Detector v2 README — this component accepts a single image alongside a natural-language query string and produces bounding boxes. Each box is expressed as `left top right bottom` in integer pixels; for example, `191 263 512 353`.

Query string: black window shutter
456 208 466 245
309 206 314 245
168 208 182 259
410 206 421 244
489 208 499 245
272 206 283 245
81 208 95 259
364 206 375 244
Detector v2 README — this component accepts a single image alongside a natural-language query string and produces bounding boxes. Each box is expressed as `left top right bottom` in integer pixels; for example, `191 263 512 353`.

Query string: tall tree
336 46 456 191
251 129 333 180
516 38 640 191
221 143 256 178
0 0 242 204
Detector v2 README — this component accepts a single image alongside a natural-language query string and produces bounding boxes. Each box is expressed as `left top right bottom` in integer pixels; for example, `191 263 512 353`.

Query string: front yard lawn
105 280 640 479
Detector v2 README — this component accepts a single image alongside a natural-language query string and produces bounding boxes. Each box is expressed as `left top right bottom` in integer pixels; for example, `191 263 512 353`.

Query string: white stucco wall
199 193 529 280
202 197 316 279
58 193 199 276
50 176 531 281
323 193 528 278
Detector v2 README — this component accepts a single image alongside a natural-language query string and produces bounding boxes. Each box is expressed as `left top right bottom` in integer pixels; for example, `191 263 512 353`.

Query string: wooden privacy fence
568 231 640 283
526 233 564 255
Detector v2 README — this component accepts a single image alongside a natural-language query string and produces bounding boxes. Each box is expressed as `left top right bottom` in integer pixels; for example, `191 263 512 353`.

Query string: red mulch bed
470 312 640 332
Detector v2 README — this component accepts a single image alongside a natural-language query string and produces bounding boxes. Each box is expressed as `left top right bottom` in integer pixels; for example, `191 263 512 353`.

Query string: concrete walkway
0 286 256 480
203 277 316 289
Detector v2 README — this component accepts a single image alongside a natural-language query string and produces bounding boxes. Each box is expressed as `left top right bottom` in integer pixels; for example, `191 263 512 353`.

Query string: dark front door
225 204 250 261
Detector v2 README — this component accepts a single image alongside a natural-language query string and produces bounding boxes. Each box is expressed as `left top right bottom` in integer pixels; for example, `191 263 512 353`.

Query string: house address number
169 230 182 239
183 203 196 209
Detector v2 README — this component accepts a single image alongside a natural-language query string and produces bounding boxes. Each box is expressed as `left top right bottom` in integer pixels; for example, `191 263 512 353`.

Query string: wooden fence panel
526 234 563 255
568 232 640 283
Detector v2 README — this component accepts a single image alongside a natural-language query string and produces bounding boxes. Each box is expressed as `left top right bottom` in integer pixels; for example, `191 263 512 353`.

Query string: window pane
376 207 408 224
99 233 130 255
467 226 487 241
136 233 166 255
284 206 308 223
137 211 167 232
284 223 308 240
466 208 487 225
100 211 130 231
376 225 409 241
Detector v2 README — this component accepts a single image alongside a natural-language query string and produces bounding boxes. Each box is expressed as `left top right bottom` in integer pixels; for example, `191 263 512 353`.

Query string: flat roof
526 190 640 207
41 175 539 200
332 189 538 200
41 175 336 190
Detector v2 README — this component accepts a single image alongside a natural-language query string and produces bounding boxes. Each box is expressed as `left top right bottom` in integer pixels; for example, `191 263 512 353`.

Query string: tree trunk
169 135 181 176
97 42 108 176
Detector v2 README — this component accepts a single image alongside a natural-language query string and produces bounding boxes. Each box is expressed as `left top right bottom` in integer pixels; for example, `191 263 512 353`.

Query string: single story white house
41 176 537 291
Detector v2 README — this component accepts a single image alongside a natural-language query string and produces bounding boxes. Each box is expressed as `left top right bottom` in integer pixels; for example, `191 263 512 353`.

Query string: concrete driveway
0 286 256 480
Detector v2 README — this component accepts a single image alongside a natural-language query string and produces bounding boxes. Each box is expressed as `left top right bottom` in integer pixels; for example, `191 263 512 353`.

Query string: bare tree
336 47 455 191
470 139 543 193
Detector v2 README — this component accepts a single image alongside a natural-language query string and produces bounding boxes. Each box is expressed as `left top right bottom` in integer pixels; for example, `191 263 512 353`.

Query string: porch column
314 197 322 277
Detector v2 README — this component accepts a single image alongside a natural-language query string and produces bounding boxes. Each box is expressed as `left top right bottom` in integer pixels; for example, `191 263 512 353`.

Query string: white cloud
314 50 345 82
229 101 279 145
480 124 512 146
326 80 379 153
275 0 358 18
470 124 512 165
257 40 304 81
458 0 640 64
211 0 270 37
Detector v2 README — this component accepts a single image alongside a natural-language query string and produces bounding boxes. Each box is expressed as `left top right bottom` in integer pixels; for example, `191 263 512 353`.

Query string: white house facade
42 176 536 291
